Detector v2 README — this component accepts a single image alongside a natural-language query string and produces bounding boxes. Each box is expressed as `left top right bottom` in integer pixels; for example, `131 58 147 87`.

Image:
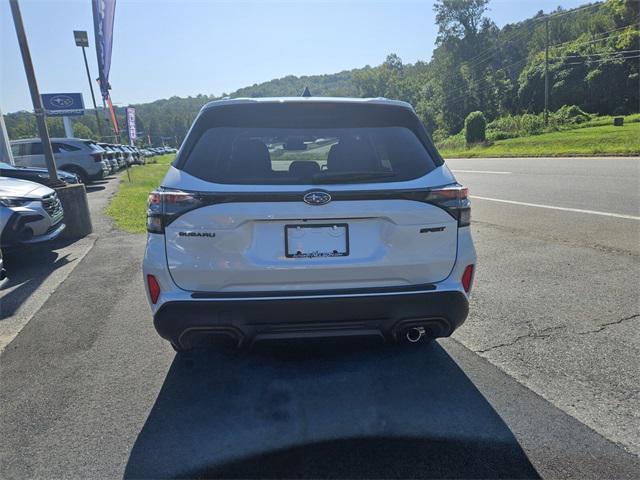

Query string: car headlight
0 197 31 207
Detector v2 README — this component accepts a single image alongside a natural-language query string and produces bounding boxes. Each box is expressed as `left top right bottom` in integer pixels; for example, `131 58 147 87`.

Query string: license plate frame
285 223 350 258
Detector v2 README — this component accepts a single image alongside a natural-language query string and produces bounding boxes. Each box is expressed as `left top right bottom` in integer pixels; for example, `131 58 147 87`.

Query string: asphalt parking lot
1 157 639 478
0 176 115 349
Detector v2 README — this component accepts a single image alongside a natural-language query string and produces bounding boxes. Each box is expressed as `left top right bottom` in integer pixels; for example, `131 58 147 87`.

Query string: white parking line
470 195 640 221
452 170 512 175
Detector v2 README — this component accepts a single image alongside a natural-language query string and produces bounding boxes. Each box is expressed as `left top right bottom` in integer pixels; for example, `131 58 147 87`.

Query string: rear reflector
147 274 161 304
461 265 474 293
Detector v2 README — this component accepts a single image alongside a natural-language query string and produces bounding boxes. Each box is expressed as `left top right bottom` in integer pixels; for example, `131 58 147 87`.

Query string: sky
1 0 589 113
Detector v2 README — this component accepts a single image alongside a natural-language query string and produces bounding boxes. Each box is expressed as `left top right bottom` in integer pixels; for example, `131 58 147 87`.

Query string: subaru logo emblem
303 191 331 206
49 95 74 108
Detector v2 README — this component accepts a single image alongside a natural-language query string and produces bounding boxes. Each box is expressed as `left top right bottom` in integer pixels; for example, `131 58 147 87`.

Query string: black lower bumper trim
154 290 469 349
191 283 436 299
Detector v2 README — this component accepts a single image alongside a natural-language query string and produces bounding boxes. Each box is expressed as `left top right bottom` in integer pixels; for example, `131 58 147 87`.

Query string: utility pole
0 107 15 165
9 0 58 180
74 30 103 140
544 16 550 126
62 116 74 137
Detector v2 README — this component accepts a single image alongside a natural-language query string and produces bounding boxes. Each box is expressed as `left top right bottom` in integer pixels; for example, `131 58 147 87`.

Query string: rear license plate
285 223 349 258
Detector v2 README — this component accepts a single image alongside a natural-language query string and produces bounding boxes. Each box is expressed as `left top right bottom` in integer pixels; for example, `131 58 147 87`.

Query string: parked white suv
143 97 476 351
0 177 65 247
11 138 109 184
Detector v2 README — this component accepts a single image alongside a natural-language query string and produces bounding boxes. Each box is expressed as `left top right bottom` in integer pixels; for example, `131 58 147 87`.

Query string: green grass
105 154 175 233
439 122 640 158
570 113 640 129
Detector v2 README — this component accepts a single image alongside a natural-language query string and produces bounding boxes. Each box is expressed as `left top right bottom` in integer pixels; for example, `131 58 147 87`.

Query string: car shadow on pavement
0 247 73 319
124 341 539 479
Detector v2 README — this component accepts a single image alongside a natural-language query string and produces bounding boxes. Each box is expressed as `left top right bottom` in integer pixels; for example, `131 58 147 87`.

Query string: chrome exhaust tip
405 326 426 343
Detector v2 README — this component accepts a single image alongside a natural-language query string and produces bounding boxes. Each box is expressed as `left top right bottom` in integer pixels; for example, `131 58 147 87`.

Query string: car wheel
60 165 89 184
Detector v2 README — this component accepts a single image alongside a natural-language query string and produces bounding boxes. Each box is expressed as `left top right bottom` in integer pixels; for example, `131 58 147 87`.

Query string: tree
433 0 489 44
73 122 95 139
2 1 637 143
605 0 640 28
464 111 486 144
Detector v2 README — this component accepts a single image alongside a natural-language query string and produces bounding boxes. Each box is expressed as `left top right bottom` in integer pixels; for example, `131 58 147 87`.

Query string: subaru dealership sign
41 93 85 117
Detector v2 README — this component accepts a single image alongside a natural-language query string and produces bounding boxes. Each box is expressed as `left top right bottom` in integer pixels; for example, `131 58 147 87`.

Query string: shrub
485 106 593 140
435 131 466 151
464 111 486 145
553 105 591 124
431 128 450 144
487 131 512 141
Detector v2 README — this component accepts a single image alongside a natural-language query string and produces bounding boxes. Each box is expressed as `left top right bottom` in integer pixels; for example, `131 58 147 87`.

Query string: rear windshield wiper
312 171 397 184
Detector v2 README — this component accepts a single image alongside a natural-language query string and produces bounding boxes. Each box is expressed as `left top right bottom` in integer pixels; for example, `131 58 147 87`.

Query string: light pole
73 30 103 140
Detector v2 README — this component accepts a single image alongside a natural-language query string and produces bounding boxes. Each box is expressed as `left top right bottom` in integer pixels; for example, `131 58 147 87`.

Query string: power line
539 3 602 21
445 49 637 107
472 29 639 75
464 26 536 68
465 21 639 74
440 57 530 101
443 32 633 101
550 24 638 48
557 32 628 49
560 54 640 65
551 25 631 47
432 5 637 115
462 3 602 69
561 49 640 58
442 45 638 109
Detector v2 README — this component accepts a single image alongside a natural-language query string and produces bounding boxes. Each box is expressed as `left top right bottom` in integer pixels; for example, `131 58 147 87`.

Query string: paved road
450 157 639 216
449 157 639 253
0 179 115 351
448 157 640 456
1 157 639 478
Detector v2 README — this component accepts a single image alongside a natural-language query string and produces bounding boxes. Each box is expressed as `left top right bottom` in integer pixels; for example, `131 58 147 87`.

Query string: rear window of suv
177 103 441 185
82 141 102 151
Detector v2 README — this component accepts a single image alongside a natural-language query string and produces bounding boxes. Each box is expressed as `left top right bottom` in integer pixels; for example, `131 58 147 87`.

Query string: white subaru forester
143 97 476 351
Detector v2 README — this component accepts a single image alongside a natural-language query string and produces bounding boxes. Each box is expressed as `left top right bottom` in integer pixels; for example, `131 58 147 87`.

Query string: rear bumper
153 289 469 349
90 169 106 181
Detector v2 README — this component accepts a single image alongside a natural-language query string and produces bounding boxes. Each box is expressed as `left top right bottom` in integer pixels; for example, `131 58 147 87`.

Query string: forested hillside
4 0 638 145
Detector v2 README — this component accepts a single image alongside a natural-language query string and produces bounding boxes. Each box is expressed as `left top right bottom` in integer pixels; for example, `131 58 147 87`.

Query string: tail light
461 264 474 293
147 274 161 304
147 189 205 233
424 185 470 227
92 153 103 163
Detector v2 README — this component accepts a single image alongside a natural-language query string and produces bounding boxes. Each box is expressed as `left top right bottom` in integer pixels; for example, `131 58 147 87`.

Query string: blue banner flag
92 0 116 100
